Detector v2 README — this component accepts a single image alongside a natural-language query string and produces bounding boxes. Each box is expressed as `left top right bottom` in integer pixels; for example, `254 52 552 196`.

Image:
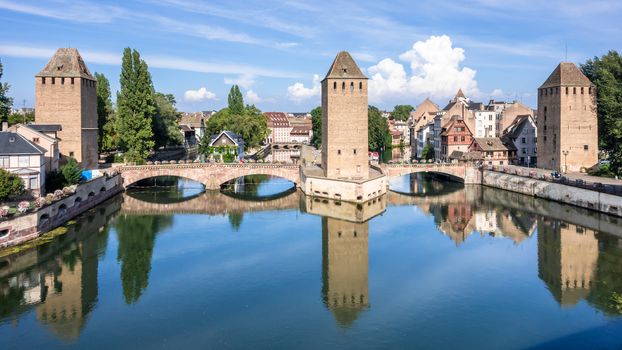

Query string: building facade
473 110 497 138
468 137 517 166
9 124 61 173
536 62 598 172
0 131 47 196
501 115 537 166
35 48 98 169
321 52 369 179
440 118 473 162
264 112 292 144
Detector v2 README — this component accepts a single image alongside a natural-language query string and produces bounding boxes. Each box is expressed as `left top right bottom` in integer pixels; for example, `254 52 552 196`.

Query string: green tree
390 104 414 121
228 211 243 231
0 168 24 201
203 104 268 152
368 106 392 156
61 157 82 185
0 59 12 123
153 92 183 148
227 85 244 115
581 51 622 175
310 106 322 148
95 72 116 152
7 112 34 126
116 48 155 163
421 142 434 160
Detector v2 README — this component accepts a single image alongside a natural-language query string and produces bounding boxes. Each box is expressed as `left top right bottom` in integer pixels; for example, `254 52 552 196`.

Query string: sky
0 0 621 113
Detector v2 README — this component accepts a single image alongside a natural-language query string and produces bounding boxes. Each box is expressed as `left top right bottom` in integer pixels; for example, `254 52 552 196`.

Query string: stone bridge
380 163 474 182
116 163 301 190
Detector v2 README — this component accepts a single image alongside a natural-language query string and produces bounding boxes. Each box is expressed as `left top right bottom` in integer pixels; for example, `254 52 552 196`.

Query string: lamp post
562 150 569 173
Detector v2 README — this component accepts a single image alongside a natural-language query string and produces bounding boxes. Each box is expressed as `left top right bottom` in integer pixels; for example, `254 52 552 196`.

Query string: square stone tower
35 48 98 169
536 62 598 172
321 51 369 179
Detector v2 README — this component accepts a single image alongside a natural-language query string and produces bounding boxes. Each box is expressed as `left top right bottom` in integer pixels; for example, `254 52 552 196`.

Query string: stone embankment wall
482 171 622 217
0 174 123 248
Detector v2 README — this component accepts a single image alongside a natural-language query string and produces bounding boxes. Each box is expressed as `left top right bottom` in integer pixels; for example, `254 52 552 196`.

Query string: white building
501 115 537 166
416 122 434 159
474 110 497 138
0 131 47 196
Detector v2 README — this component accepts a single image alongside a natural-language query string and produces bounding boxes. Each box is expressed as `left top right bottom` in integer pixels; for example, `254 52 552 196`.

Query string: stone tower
321 51 369 179
35 48 98 169
536 62 598 172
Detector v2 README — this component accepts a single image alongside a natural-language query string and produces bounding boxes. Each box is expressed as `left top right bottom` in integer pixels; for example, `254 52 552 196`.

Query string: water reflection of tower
321 217 369 327
35 230 99 340
538 220 598 306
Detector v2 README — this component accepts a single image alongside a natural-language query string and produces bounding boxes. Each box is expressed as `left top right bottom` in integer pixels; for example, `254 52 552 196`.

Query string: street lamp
562 150 569 173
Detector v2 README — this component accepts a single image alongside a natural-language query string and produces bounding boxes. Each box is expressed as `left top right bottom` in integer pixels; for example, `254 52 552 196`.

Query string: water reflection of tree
587 234 622 315
115 215 173 304
228 211 244 231
221 174 271 197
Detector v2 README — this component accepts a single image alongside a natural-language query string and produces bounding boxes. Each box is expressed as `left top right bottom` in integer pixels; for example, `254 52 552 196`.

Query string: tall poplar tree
95 72 115 152
116 48 155 163
228 85 244 115
0 59 13 123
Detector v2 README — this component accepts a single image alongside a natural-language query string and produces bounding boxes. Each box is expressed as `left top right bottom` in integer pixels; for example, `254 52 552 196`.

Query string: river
1 174 621 349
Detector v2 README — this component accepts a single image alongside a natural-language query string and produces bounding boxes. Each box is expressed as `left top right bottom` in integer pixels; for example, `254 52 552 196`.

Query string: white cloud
275 42 300 49
245 90 262 104
184 87 217 102
0 44 303 78
287 74 321 102
224 74 255 89
490 89 506 98
368 35 480 103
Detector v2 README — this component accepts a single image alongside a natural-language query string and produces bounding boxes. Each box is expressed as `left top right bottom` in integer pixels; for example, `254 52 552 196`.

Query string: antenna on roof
565 42 568 62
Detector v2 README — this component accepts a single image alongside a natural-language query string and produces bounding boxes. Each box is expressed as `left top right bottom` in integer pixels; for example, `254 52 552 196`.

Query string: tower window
42 77 45 84
71 78 74 85
353 149 357 154
584 145 589 150
342 82 345 90
350 82 354 92
51 77 55 84
69 151 74 157
61 77 65 84
359 82 362 90
333 82 336 90
566 87 569 94
581 87 584 94
573 87 576 94
337 149 341 155
589 87 592 94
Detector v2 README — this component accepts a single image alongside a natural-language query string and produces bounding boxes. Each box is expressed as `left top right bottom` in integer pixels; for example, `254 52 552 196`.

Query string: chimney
1 121 7 131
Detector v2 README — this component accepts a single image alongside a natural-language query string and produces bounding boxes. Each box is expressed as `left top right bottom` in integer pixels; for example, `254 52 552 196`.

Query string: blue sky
1 0 620 112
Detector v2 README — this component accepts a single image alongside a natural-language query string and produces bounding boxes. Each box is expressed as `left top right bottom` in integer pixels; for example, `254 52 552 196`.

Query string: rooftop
472 137 516 152
324 51 367 80
540 62 594 88
0 131 46 156
36 48 94 80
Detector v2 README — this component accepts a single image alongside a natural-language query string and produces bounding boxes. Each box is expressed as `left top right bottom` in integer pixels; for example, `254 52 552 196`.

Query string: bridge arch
118 163 301 191
381 164 467 183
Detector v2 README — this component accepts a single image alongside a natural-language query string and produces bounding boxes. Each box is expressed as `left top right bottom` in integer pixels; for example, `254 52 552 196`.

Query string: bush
0 169 24 201
223 152 235 163
61 157 82 185
113 153 125 163
45 171 65 193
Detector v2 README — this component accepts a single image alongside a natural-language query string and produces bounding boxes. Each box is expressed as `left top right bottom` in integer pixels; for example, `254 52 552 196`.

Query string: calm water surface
1 174 622 349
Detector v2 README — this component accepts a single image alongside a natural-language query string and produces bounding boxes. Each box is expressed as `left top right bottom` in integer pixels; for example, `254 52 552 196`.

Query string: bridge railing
484 165 622 196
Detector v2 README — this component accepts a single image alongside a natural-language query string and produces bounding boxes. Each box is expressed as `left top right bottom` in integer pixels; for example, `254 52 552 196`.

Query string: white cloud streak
287 74 321 102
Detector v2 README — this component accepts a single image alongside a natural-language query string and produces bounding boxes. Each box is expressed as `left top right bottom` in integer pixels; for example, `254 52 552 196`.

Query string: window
71 78 74 85
489 115 493 121
18 156 29 167
350 82 354 92
357 165 361 173
581 87 584 94
353 149 357 155
544 136 547 142
589 87 592 94
521 137 526 144
69 151 75 157
566 87 569 94
33 137 39 144
333 82 336 90
461 136 465 142
522 148 526 154
29 176 38 190
342 82 345 90
51 77 55 84
61 77 65 84
359 82 362 90
0 156 8 167
453 136 458 142
42 77 46 84
337 149 341 155
584 145 589 150
573 87 576 94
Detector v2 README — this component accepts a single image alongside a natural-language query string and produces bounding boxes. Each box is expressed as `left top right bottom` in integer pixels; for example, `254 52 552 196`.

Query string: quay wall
482 170 622 218
0 174 123 249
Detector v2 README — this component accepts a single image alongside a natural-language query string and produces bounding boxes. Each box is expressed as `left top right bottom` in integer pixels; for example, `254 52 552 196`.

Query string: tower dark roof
323 51 367 80
36 48 94 80
455 89 466 99
539 62 593 88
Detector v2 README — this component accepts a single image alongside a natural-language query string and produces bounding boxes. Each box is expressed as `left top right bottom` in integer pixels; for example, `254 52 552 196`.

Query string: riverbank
0 174 123 249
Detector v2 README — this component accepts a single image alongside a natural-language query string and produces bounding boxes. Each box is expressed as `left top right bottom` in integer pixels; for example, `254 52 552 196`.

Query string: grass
0 220 77 258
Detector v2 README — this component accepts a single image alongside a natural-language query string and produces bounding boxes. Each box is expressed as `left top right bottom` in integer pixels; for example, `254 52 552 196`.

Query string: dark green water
1 174 622 349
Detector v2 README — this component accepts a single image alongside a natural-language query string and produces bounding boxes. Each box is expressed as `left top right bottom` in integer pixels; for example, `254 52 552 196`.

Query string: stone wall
0 174 122 249
482 170 622 217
